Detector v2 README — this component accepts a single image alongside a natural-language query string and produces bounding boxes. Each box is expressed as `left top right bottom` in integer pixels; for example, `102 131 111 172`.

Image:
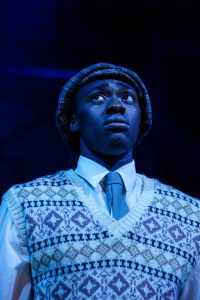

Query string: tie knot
106 172 123 186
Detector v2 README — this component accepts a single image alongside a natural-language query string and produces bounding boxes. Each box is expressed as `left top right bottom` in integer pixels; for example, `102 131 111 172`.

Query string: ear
69 115 79 132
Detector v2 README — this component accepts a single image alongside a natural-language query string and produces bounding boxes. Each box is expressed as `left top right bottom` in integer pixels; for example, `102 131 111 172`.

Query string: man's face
72 79 141 159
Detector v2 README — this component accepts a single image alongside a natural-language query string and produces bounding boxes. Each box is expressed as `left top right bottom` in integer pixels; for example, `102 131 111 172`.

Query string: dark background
0 0 199 199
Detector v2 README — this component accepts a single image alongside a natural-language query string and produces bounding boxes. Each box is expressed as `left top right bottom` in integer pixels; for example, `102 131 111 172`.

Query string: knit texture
4 170 200 300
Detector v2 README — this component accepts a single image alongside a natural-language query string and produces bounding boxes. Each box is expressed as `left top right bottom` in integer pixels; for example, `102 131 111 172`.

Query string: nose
106 97 125 114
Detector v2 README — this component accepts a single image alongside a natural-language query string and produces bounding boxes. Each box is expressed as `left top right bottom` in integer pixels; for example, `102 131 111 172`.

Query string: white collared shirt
75 155 143 213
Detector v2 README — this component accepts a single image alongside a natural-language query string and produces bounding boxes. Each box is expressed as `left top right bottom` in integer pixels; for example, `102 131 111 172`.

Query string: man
0 63 200 299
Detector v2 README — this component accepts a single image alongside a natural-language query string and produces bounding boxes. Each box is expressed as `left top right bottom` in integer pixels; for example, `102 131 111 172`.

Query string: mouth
104 119 129 125
104 119 129 131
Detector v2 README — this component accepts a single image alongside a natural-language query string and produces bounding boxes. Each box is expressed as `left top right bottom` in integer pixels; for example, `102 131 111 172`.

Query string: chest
17 178 200 299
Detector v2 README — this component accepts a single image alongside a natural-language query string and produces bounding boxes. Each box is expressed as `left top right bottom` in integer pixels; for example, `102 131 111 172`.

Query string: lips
104 119 129 131
104 119 128 125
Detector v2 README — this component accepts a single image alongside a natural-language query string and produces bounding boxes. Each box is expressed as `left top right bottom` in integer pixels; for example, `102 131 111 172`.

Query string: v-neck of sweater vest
66 169 155 237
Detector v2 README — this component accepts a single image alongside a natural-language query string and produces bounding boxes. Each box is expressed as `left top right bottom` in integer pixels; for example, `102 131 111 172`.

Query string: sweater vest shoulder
4 170 200 299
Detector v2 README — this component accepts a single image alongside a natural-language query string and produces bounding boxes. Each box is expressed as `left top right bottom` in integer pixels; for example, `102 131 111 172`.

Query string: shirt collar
75 155 136 192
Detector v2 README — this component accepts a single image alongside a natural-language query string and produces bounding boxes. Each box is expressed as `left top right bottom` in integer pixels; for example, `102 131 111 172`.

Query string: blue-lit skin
71 79 141 170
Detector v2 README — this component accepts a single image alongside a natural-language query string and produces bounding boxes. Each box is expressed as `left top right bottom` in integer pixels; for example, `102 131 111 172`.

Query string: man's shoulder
152 177 200 207
1 169 77 225
6 169 74 194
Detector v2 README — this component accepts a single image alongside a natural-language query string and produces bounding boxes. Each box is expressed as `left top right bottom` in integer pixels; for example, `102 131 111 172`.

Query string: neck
80 143 133 171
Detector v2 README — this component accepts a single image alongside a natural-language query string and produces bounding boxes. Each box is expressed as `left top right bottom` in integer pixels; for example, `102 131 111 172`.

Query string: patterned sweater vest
5 169 200 300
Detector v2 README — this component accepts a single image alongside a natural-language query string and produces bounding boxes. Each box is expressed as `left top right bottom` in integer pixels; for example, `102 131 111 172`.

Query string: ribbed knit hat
56 62 152 152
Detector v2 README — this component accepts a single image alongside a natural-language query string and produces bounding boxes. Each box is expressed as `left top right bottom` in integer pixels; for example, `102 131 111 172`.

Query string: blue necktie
105 172 129 220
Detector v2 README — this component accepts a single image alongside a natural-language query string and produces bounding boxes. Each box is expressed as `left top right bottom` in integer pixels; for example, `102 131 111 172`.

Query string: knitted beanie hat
56 62 152 152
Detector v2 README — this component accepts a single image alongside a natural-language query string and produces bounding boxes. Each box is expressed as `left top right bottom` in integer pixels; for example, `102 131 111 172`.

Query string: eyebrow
86 81 135 92
87 82 110 91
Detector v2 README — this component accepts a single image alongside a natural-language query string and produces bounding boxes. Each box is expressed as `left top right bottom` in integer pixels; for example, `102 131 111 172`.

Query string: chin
109 134 135 147
104 143 132 156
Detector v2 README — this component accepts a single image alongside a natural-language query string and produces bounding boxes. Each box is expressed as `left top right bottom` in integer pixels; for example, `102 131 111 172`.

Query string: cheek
130 108 141 123
76 110 89 128
77 108 101 126
129 110 141 136
76 110 85 123
135 107 142 124
76 111 99 136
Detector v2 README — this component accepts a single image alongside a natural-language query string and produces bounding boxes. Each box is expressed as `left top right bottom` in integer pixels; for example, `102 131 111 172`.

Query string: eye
91 94 106 103
122 94 136 104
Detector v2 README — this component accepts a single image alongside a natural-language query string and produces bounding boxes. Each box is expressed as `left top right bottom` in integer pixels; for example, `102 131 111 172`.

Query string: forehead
76 79 138 95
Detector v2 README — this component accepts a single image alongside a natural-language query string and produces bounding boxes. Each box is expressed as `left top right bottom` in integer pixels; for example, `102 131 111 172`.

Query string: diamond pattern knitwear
2 169 200 299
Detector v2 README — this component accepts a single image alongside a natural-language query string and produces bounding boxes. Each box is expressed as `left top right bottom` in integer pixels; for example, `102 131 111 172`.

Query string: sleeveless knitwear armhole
3 187 27 247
